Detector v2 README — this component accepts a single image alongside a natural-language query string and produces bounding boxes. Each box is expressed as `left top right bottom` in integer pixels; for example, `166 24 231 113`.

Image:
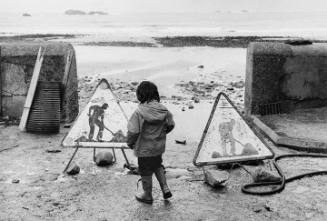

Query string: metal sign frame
193 92 274 167
61 78 129 148
61 78 134 173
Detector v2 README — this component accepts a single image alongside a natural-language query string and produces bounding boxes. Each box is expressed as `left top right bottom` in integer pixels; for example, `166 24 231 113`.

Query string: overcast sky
1 0 327 13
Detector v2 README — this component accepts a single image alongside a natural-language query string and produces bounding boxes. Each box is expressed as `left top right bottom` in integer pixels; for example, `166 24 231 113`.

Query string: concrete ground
1 101 327 221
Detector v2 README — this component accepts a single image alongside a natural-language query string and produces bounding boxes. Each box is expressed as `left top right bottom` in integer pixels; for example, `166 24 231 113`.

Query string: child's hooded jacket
127 101 175 157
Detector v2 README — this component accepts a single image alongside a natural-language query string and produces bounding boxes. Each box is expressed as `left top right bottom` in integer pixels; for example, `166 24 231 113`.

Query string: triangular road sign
193 93 274 166
62 79 129 148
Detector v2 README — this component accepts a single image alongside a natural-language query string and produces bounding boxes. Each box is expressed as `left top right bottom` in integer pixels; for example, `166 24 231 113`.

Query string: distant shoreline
1 34 327 48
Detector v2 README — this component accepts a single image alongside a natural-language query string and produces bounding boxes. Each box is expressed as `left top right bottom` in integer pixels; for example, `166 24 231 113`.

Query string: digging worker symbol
88 103 109 142
219 119 236 156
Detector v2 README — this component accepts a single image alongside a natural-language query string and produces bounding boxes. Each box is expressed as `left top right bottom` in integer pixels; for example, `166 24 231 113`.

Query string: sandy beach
2 9 327 219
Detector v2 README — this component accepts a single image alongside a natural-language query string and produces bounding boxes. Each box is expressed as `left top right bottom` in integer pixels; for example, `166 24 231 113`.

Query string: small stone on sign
211 151 221 158
66 162 80 175
95 152 114 166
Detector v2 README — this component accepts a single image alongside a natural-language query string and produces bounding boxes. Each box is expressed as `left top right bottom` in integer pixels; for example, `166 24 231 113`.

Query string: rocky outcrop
65 9 87 15
88 11 108 15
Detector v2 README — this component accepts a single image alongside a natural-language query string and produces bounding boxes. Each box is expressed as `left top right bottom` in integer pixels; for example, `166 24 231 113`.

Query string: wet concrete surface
1 100 327 221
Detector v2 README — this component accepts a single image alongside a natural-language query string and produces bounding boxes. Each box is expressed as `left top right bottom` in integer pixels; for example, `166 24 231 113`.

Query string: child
127 81 175 204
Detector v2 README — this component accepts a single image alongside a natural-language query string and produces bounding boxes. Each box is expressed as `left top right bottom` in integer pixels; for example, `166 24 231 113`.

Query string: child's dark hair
136 81 160 104
102 103 109 109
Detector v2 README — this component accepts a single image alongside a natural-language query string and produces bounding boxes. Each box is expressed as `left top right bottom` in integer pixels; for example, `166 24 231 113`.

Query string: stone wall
0 42 78 122
245 42 327 116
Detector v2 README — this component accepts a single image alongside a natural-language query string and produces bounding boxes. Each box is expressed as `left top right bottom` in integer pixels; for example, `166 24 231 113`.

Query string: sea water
1 11 327 40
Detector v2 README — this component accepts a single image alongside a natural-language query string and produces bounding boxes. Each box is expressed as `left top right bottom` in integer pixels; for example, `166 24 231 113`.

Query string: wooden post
62 50 73 123
19 47 45 131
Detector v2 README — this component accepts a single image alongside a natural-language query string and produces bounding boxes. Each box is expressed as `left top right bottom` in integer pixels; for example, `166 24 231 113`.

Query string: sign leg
63 147 79 173
111 148 116 163
121 149 130 166
93 147 96 162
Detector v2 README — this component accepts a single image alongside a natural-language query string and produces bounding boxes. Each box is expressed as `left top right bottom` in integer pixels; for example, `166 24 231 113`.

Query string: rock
252 202 272 213
192 97 200 103
181 107 186 111
88 11 108 15
211 151 221 158
12 179 20 183
252 168 281 183
46 149 61 153
65 9 86 15
63 123 71 128
22 13 31 17
66 162 80 175
175 139 186 145
203 169 229 188
230 81 245 88
188 103 194 109
198 65 204 69
131 81 138 86
52 202 60 206
95 152 114 166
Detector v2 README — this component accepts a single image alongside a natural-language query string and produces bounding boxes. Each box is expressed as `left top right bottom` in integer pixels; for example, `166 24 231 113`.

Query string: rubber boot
154 167 172 199
135 176 153 204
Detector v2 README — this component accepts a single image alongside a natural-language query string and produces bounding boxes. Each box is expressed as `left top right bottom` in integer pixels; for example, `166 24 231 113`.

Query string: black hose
241 153 327 195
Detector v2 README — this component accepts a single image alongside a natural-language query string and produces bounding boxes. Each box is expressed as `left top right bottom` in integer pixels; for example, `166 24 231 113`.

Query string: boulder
203 169 229 188
95 152 114 166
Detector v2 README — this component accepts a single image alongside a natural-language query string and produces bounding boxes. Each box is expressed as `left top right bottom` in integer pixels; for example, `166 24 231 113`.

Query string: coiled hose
241 153 327 195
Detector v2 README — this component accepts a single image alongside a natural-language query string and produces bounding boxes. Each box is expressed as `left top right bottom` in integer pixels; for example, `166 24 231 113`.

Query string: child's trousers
138 155 163 176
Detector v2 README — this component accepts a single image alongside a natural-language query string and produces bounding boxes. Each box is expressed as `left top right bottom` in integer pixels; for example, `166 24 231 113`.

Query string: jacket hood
137 101 168 123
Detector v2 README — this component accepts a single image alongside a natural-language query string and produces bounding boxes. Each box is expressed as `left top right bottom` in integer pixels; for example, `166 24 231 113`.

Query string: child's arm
166 110 175 134
127 111 140 149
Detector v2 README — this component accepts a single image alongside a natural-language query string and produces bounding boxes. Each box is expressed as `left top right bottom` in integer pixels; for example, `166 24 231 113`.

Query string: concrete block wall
245 42 327 116
0 42 78 122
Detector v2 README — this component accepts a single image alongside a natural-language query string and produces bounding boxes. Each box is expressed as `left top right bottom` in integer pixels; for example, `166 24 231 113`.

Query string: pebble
12 179 20 184
192 96 200 103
